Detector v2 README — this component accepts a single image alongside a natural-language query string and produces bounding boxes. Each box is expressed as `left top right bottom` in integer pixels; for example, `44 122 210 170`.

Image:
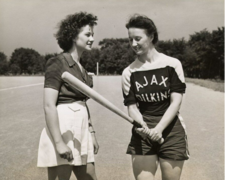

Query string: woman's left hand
91 133 99 154
149 128 163 142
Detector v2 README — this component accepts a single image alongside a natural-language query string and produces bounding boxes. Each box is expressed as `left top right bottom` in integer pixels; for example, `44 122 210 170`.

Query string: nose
132 39 137 47
89 35 94 42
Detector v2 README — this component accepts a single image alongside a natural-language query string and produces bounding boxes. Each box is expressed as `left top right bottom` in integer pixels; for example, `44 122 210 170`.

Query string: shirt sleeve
121 68 137 106
170 60 186 93
44 57 62 91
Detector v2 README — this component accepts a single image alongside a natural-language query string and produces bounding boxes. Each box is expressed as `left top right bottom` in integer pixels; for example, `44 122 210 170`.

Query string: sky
0 0 224 58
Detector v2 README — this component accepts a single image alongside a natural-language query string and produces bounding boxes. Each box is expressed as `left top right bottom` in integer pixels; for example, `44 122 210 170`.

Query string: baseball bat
61 71 164 144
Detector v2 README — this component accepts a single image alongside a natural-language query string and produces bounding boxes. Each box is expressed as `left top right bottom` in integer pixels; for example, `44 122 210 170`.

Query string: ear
73 37 77 44
149 34 154 42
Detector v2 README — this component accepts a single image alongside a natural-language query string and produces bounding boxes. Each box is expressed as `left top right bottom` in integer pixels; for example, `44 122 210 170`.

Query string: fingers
135 127 148 139
148 129 163 143
59 151 73 162
94 144 99 154
94 147 98 154
60 153 66 159
68 152 74 162
135 126 164 144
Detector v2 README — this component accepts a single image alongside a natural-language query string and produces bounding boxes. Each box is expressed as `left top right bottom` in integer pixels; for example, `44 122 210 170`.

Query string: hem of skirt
37 160 95 168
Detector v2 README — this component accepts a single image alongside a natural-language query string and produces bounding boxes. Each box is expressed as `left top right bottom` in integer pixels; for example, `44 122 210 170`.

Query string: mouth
133 46 140 52
86 42 93 46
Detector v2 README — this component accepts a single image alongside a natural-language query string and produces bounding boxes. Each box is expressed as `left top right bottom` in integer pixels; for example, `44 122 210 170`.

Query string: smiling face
74 24 94 51
128 28 153 55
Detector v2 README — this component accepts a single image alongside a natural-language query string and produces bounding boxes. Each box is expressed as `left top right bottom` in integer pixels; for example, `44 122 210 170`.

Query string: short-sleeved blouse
121 53 186 116
44 53 93 105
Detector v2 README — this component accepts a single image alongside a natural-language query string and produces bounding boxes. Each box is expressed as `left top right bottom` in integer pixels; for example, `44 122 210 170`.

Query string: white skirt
37 101 94 167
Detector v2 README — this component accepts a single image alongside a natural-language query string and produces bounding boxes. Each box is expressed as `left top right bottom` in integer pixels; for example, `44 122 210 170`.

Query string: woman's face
74 25 94 51
128 28 153 55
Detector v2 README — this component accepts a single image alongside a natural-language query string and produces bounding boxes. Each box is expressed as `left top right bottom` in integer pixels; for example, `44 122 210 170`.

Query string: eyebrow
85 32 94 36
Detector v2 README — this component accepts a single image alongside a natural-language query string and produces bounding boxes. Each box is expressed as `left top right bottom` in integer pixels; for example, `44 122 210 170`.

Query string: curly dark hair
55 12 98 51
126 14 158 44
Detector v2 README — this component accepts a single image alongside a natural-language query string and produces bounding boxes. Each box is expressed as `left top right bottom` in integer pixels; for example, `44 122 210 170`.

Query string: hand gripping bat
61 71 164 144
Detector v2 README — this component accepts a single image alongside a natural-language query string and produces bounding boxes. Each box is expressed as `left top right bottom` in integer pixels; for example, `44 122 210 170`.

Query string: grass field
186 77 224 92
0 76 224 180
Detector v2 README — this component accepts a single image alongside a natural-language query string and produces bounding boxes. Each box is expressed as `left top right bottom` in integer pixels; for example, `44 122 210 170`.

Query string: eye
135 37 141 41
86 33 94 37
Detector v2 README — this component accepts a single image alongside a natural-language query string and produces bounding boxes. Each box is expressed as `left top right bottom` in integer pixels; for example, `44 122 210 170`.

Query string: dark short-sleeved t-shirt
122 53 186 116
44 53 93 105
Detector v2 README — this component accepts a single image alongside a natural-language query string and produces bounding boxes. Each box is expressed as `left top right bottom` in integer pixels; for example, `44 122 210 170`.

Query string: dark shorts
126 115 190 161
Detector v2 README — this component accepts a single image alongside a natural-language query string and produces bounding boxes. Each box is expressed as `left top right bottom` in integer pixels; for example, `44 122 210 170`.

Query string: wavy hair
55 12 98 51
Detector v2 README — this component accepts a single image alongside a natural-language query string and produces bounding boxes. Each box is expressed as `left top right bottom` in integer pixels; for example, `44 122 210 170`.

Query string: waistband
57 100 86 107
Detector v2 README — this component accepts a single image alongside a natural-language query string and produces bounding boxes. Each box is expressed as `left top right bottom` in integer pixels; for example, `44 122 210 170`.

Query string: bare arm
44 88 73 161
44 88 63 144
85 104 95 133
150 92 183 141
127 104 150 139
85 103 99 154
127 104 145 126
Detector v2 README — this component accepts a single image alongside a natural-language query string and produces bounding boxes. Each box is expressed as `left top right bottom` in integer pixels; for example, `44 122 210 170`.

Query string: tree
210 27 224 79
188 29 215 79
98 38 134 74
44 53 58 64
9 48 44 75
157 38 187 62
10 64 21 75
81 48 100 73
0 52 9 75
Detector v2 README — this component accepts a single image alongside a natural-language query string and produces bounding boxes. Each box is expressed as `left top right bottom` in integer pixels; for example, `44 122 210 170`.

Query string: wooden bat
61 71 164 144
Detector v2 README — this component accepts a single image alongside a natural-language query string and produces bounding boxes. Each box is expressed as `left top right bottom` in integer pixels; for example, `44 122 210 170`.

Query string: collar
62 53 76 67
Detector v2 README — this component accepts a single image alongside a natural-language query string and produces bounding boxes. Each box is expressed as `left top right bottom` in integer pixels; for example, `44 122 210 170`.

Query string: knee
48 165 72 180
74 163 97 180
86 163 97 180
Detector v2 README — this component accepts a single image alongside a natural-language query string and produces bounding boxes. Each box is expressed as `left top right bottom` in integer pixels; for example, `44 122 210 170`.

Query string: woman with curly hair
122 14 189 180
37 12 99 180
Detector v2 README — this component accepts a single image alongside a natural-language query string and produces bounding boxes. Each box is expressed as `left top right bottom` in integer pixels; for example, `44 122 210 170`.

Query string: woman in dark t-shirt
121 14 189 180
37 12 99 180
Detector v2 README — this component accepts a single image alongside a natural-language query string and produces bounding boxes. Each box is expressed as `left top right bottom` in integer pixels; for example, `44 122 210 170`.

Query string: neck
138 47 159 63
68 45 83 63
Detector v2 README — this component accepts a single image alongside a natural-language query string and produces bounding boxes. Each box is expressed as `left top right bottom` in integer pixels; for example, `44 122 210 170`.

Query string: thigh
48 165 72 180
132 155 159 180
159 158 184 180
73 162 97 180
159 116 189 161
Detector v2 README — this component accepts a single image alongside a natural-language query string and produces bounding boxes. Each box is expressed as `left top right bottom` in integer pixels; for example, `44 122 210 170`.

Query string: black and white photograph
0 0 224 179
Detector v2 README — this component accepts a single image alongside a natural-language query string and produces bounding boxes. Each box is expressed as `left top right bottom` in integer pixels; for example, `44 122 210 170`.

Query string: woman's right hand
55 141 73 162
135 122 149 140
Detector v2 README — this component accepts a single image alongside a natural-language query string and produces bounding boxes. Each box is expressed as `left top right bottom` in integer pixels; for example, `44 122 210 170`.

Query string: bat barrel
62 72 134 124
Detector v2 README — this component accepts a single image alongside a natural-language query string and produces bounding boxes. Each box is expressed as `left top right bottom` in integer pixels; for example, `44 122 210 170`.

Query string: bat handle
132 120 164 144
157 137 164 144
132 120 143 128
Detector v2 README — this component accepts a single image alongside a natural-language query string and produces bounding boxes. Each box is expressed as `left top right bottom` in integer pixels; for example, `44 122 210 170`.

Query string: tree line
0 27 224 79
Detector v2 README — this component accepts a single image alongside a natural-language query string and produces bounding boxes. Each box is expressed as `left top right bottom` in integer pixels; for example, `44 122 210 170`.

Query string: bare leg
73 162 97 180
48 165 72 180
160 158 184 180
132 155 159 180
